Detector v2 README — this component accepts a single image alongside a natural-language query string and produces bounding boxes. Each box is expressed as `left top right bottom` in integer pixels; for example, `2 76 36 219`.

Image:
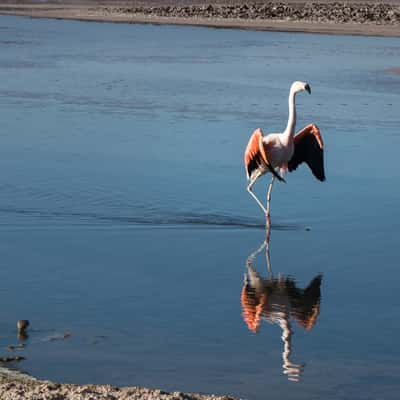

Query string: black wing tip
246 154 263 179
318 172 326 182
266 164 286 183
277 174 286 183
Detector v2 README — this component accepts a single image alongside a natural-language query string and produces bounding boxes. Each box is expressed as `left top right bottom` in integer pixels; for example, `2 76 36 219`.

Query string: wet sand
0 0 400 36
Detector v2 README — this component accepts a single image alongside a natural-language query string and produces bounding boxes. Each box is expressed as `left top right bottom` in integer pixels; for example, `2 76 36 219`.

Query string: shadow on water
241 240 322 382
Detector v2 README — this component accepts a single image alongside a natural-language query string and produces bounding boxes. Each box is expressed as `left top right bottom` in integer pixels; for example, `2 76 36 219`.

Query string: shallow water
0 15 400 399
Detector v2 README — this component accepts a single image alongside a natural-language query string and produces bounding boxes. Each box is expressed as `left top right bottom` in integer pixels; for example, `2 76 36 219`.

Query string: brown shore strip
0 1 400 36
0 367 237 400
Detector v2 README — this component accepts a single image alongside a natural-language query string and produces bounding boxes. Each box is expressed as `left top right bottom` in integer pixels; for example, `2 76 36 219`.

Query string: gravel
0 370 237 400
104 2 400 24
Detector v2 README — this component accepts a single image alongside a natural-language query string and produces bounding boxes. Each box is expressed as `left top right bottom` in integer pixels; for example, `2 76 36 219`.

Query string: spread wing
244 128 265 179
288 124 325 182
244 128 285 182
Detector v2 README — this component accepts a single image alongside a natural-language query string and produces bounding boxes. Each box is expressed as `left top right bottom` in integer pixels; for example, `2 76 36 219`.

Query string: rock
17 320 29 333
46 383 61 391
0 356 25 362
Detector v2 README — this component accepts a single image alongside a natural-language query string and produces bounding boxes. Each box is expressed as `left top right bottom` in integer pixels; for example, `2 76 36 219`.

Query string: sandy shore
0 367 237 400
0 1 399 36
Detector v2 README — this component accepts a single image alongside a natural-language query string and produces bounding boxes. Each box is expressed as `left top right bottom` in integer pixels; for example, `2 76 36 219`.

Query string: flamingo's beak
305 83 311 94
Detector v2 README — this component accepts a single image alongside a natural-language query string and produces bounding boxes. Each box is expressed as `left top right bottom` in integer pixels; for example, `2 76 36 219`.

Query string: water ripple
0 206 302 230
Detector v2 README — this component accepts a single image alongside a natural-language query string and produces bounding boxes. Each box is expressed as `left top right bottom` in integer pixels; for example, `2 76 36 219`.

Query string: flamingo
244 81 325 241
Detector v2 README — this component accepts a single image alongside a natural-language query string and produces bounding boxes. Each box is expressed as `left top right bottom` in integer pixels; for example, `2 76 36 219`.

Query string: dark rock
0 356 25 362
17 320 29 333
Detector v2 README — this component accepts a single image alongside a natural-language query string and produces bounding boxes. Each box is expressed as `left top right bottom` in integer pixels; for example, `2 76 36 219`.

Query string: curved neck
283 89 297 140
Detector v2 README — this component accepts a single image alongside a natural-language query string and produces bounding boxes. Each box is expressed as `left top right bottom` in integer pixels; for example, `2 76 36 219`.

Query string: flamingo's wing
244 128 285 182
288 124 325 181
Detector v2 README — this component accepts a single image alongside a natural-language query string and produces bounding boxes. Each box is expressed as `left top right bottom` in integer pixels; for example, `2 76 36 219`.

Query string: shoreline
0 2 399 37
0 367 237 400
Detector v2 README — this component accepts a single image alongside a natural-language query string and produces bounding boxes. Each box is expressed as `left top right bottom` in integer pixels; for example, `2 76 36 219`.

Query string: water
0 15 400 399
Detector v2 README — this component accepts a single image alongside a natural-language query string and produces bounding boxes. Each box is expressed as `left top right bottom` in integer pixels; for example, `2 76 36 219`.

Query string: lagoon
0 15 400 399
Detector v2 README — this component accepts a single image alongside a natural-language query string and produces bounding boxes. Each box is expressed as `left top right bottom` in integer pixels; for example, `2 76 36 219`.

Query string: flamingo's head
291 81 311 95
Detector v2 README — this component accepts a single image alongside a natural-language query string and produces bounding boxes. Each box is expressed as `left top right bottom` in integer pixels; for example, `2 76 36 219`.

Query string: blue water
1 15 400 399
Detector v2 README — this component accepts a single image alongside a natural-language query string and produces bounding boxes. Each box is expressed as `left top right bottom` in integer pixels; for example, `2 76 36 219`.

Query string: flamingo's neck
282 89 297 143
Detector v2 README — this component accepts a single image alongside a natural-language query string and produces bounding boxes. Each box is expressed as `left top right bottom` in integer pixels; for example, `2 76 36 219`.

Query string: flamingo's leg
265 176 275 244
247 175 268 215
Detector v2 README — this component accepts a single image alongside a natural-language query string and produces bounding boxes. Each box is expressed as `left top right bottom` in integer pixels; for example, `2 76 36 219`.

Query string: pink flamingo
244 81 325 241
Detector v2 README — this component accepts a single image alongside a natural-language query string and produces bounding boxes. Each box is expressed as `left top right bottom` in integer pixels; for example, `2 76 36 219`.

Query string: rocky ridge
104 2 400 24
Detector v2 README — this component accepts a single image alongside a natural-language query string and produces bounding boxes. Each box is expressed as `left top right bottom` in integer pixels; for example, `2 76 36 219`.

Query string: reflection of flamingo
244 81 325 242
241 241 322 381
